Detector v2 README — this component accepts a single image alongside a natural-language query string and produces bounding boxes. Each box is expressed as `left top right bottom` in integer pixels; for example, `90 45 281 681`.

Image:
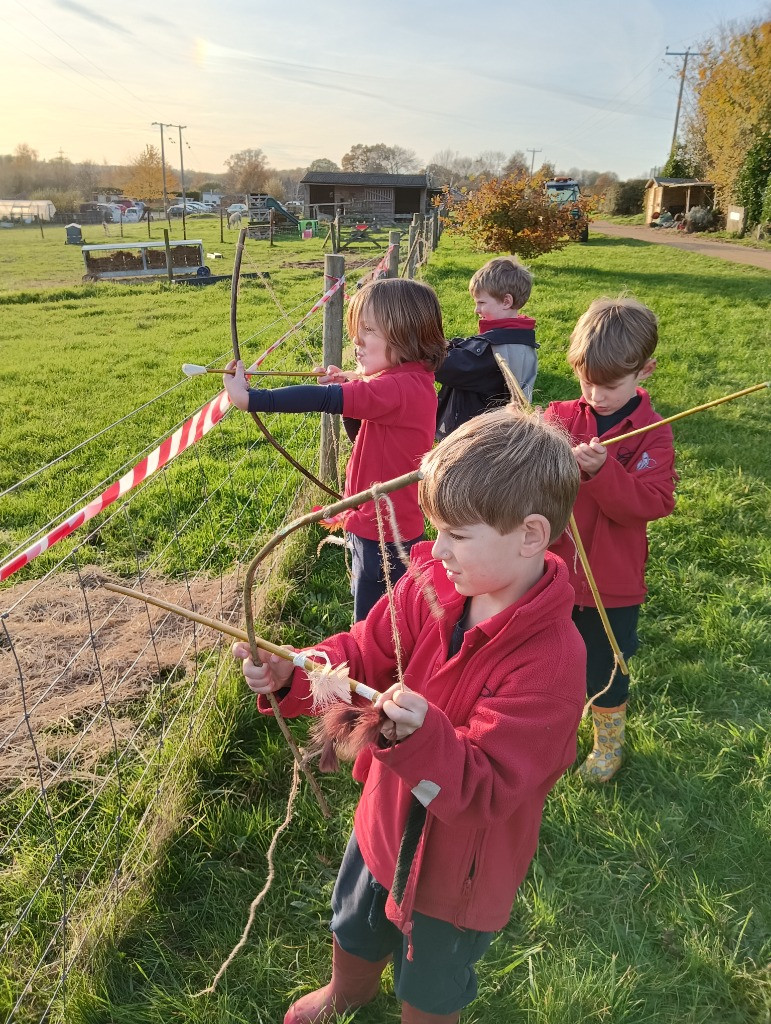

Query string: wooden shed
299 172 431 222
644 177 714 224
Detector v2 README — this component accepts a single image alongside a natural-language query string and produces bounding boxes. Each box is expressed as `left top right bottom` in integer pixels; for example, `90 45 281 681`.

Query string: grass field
2 224 770 1023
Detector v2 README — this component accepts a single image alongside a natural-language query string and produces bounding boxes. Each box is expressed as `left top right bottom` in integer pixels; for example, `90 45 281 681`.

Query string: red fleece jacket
259 543 585 933
544 388 677 607
340 362 437 542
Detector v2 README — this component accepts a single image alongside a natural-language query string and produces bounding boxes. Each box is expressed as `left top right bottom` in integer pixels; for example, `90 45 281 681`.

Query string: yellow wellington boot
577 704 626 782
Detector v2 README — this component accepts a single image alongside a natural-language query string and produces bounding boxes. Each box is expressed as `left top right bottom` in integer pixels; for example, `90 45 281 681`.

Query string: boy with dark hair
233 407 585 1024
435 255 538 439
545 296 677 781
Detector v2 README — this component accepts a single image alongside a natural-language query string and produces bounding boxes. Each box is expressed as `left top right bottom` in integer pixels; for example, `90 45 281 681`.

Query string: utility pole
527 148 542 180
665 48 706 156
162 122 188 237
151 122 169 217
176 124 187 208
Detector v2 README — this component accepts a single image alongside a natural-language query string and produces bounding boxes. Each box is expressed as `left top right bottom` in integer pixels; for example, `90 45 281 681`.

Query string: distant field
2 226 770 1023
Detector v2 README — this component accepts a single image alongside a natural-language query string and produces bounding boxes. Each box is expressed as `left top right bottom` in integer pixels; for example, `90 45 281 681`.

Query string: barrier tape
0 276 345 583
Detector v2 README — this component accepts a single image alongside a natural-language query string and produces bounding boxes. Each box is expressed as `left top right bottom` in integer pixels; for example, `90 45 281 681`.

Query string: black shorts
572 604 640 707
331 832 494 1015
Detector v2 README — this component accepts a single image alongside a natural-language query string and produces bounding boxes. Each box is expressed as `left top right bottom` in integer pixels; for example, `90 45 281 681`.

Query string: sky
2 0 768 180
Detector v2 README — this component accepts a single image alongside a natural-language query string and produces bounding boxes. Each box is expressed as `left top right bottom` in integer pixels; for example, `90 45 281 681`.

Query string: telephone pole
151 121 169 216
527 148 542 180
665 48 705 156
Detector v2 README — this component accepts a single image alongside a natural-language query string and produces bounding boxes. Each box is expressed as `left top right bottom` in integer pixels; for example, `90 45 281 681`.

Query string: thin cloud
199 39 480 128
54 0 133 37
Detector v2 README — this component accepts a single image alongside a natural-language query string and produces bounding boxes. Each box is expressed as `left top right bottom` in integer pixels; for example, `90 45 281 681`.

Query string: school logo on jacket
636 451 656 471
617 446 634 466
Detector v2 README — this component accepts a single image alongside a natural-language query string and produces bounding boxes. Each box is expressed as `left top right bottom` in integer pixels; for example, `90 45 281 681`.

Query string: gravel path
591 221 771 271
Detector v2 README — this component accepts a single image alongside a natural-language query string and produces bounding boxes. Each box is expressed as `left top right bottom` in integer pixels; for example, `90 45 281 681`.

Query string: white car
121 207 142 222
227 203 248 215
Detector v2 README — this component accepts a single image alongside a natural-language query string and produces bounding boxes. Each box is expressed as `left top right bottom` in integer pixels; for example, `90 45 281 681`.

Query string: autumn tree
445 171 594 259
121 144 179 201
688 19 771 209
308 158 340 172
341 143 419 173
225 148 269 192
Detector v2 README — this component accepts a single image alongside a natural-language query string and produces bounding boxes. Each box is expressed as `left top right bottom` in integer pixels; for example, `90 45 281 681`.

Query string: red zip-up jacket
341 362 437 542
258 542 585 934
544 389 677 608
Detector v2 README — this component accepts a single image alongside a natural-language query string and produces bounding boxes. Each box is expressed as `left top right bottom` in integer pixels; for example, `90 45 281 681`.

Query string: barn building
299 171 433 222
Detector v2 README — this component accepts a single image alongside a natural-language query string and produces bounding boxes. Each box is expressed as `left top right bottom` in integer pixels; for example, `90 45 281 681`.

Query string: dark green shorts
331 832 494 1015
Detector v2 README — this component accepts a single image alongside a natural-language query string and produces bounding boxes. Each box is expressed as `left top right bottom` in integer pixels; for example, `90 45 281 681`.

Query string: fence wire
0 327 329 1024
0 223 440 1021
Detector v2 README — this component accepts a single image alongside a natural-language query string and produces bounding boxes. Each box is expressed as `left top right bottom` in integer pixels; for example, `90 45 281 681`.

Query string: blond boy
435 255 538 438
234 408 584 1023
544 297 677 781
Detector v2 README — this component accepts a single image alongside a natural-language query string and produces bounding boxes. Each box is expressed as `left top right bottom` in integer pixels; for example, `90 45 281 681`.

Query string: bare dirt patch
0 567 241 787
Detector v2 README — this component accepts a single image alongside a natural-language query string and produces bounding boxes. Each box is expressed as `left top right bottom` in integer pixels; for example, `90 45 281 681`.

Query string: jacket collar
576 387 653 432
409 542 574 641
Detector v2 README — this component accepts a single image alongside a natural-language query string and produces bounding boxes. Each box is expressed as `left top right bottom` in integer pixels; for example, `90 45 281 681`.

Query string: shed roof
300 172 428 187
645 177 714 188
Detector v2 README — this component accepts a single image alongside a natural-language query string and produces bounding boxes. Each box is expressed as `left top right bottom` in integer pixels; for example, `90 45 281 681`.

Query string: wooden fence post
430 209 439 251
320 253 345 483
387 230 400 277
417 213 426 265
406 215 419 278
163 228 174 282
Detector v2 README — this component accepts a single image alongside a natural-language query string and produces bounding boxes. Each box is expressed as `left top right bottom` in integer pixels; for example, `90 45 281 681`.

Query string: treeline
0 140 621 210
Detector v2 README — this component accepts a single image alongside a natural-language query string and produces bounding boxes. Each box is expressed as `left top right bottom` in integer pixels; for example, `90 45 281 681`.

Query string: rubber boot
283 936 390 1024
576 704 626 782
401 1002 461 1023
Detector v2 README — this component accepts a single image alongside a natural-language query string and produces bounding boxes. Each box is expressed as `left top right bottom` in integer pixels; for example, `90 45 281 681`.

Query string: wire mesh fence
0 319 331 1024
0 226 439 1020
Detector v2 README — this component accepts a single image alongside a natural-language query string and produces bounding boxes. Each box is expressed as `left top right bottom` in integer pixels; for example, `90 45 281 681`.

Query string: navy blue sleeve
247 384 344 415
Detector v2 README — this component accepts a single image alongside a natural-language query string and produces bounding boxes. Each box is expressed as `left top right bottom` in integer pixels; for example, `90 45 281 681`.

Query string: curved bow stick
231 227 340 500
101 582 380 706
494 353 629 677
241 470 424 771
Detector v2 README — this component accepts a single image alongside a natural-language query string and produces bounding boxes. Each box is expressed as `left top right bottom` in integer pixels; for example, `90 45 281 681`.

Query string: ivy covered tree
445 171 594 259
734 133 771 226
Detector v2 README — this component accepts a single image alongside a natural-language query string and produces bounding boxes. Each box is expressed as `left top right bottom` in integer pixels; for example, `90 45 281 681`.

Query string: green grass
0 223 384 578
595 213 647 226
708 231 771 251
3 228 771 1022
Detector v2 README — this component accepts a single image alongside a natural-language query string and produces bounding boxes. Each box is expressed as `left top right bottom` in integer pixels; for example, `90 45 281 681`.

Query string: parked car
79 202 116 222
121 207 142 222
227 202 248 215
167 201 208 217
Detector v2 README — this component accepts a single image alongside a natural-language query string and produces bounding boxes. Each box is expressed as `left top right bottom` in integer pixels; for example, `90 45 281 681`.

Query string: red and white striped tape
0 276 345 583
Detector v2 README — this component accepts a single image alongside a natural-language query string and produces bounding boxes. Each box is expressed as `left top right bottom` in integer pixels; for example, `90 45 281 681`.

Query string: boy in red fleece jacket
544 297 677 782
435 255 538 439
233 408 585 1024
